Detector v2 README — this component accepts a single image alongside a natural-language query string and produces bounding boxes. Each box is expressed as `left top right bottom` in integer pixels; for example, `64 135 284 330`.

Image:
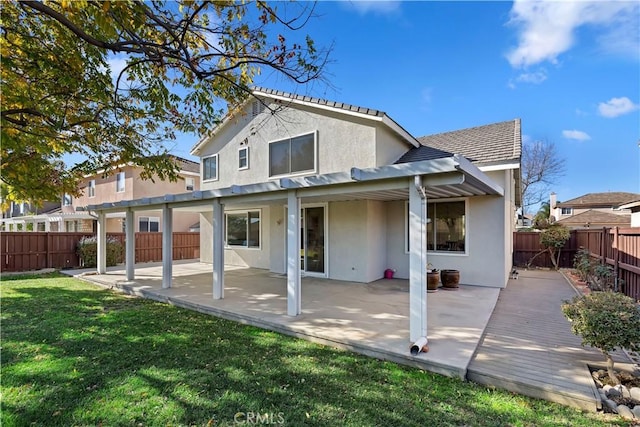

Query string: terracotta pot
427 271 440 292
441 269 460 289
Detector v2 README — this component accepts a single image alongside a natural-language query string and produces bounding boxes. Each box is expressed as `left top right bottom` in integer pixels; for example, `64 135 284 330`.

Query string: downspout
411 175 429 354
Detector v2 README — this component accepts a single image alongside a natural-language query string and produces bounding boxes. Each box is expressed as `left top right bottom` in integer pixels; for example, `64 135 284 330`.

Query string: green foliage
1 1 328 205
77 236 123 268
1 276 624 426
573 247 593 281
562 291 640 356
540 225 570 249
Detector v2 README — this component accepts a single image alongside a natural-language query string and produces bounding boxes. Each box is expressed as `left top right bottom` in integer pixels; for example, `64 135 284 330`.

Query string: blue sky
170 1 640 206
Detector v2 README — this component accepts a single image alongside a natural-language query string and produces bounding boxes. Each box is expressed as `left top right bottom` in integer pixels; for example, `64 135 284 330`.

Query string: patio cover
79 154 504 343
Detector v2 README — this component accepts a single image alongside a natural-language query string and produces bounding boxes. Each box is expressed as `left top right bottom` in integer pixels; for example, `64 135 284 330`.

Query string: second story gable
191 88 420 190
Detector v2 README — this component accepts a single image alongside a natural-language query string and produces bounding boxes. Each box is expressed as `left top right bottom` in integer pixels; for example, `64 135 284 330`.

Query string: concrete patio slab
65 261 500 379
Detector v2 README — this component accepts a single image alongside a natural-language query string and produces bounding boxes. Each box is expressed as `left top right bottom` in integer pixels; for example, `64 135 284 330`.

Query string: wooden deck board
466 269 630 411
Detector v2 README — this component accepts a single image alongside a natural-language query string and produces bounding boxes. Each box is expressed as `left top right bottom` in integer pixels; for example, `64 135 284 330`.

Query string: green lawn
1 274 628 426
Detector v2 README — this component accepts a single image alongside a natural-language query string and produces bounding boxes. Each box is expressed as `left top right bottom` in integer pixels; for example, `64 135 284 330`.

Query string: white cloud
562 129 591 141
598 97 639 118
506 0 639 68
508 69 547 89
348 1 401 15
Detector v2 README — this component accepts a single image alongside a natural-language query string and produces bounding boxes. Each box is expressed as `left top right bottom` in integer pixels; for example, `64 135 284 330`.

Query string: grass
1 273 630 426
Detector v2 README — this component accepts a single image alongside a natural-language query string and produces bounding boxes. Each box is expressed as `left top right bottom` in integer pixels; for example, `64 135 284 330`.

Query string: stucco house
190 88 521 286
83 88 521 343
1 157 201 233
550 192 637 229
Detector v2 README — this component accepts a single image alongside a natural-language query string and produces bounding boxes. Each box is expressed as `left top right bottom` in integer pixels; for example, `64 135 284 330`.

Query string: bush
562 291 640 384
573 247 593 282
77 236 123 268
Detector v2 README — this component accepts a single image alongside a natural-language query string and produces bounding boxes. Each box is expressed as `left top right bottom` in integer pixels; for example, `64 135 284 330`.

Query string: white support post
287 190 301 316
44 219 50 232
408 176 428 342
162 204 173 288
96 212 107 274
125 209 135 281
212 198 225 299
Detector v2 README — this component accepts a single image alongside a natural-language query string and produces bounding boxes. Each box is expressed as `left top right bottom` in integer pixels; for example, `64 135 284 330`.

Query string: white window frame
139 216 160 232
405 199 468 255
116 172 125 193
268 131 317 178
202 154 218 182
561 207 572 215
186 177 195 191
88 179 96 198
238 146 249 170
224 209 261 249
63 194 73 206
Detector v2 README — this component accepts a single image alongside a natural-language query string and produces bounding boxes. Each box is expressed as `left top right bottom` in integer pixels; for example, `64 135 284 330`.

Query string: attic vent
252 100 265 117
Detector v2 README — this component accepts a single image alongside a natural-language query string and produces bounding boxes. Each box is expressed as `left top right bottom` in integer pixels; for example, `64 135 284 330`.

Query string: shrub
562 291 640 384
77 236 123 268
573 247 593 282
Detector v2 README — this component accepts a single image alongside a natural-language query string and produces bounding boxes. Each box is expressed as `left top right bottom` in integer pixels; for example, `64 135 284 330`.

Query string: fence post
613 227 620 291
600 227 607 265
46 232 51 268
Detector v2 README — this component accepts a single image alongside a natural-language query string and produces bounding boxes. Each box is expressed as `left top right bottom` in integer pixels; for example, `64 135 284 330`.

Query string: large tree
521 138 566 214
1 0 328 204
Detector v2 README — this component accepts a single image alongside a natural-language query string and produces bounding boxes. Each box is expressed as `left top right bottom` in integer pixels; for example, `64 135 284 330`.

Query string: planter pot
427 271 440 292
441 269 460 290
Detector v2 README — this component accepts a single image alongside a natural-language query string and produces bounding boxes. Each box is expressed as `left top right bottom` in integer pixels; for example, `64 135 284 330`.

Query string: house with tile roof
1 156 201 233
549 192 638 229
82 87 521 342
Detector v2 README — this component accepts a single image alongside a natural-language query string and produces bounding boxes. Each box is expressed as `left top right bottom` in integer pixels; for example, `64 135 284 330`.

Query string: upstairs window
88 180 96 198
63 194 73 206
186 177 195 191
561 207 572 215
203 154 218 181
269 132 315 177
116 172 125 192
239 147 249 170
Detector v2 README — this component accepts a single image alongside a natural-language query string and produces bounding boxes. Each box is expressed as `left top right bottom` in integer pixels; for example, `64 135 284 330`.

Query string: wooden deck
467 269 631 411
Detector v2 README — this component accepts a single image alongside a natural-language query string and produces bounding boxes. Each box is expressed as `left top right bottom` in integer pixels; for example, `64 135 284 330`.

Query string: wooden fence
514 228 640 301
1 232 200 272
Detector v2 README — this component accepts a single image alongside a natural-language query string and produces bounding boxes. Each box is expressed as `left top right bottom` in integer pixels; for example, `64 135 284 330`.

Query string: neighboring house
549 192 638 229
617 199 640 227
1 200 60 230
1 157 201 232
191 88 521 288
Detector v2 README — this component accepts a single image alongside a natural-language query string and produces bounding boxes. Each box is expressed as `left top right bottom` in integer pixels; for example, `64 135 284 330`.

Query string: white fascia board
619 200 640 209
381 116 420 148
478 162 520 172
454 155 504 196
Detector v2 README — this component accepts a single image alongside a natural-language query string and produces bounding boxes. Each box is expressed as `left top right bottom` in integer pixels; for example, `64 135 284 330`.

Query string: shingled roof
556 209 631 227
556 192 640 208
396 119 521 165
173 156 200 174
253 87 385 118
